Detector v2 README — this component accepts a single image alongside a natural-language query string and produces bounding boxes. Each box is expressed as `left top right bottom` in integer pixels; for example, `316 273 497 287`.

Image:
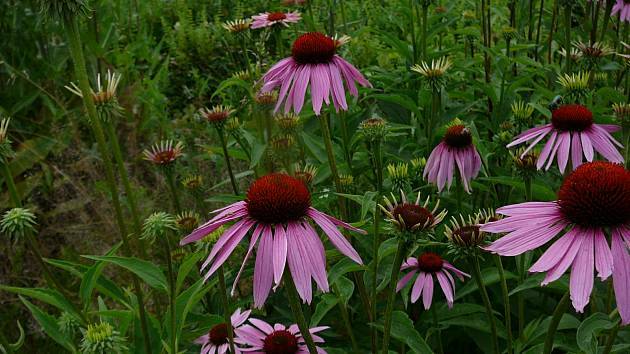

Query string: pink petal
612 228 630 325
254 226 274 308
307 209 363 264
570 230 594 312
422 274 434 310
273 224 288 287
397 270 417 292
411 272 427 303
286 227 313 304
594 228 613 280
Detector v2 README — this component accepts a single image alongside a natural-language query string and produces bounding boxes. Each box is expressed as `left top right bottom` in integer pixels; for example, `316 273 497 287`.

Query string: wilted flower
380 191 447 234
141 212 177 241
176 211 200 233
557 71 590 103
270 134 296 152
359 117 388 142
222 19 251 33
0 117 13 160
444 213 488 249
411 57 453 92
558 47 582 61
250 11 301 29
66 70 123 121
200 105 236 129
612 102 630 127
573 41 614 69
143 140 184 166
80 322 127 354
1 208 37 240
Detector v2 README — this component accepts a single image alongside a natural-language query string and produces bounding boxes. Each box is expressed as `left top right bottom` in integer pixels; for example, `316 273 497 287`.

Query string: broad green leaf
576 313 616 354
82 255 168 292
80 243 121 309
0 285 83 324
19 297 77 353
456 267 517 299
176 252 204 294
310 294 338 327
374 311 433 354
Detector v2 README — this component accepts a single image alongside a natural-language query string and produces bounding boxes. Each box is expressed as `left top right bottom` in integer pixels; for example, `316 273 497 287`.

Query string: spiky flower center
551 104 593 132
453 225 482 246
268 12 288 21
153 151 178 163
443 125 473 148
417 252 444 273
209 323 229 345
558 162 630 227
392 204 434 230
292 32 336 64
263 330 299 354
246 174 311 224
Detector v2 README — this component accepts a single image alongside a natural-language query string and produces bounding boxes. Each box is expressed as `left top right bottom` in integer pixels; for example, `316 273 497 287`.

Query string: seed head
66 70 123 122
359 117 388 142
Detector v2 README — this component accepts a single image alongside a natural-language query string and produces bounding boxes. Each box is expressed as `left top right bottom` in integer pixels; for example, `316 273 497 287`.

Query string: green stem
517 254 526 337
535 0 545 62
1 159 21 208
0 331 13 354
285 276 318 354
495 255 513 354
524 176 532 201
160 236 177 354
542 292 570 354
548 0 559 65
332 284 359 353
339 0 348 32
471 255 500 354
600 1 615 42
370 140 384 353
64 17 152 354
563 5 572 73
318 115 346 217
217 127 239 195
164 168 181 213
409 0 418 63
602 320 621 354
381 238 407 354
421 4 428 61
217 267 237 354
431 306 444 354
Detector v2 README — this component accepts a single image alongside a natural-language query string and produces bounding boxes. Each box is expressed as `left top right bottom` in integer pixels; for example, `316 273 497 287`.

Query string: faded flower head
176 211 200 233
255 91 278 106
380 191 447 234
222 19 251 33
225 117 242 134
558 47 582 61
0 117 14 160
66 70 123 122
141 212 178 241
359 116 388 142
411 57 452 92
557 71 590 103
1 208 37 240
143 140 184 166
573 41 614 68
80 322 127 354
511 148 540 178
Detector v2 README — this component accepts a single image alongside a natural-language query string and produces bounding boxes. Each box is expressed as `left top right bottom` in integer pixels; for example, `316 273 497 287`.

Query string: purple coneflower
424 121 482 193
235 318 328 354
482 162 630 324
194 308 251 354
612 0 630 22
180 173 365 307
259 32 371 115
251 11 301 29
142 140 184 166
397 252 469 309
507 104 624 173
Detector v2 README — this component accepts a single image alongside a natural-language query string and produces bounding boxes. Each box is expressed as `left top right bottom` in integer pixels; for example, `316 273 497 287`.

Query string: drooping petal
611 228 630 325
556 132 570 173
507 125 552 148
422 274 434 310
301 222 330 292
273 224 288 287
286 227 313 304
204 219 256 280
253 226 274 308
593 228 613 280
569 229 595 312
307 209 363 264
571 131 583 170
411 272 427 303
542 229 585 285
397 270 418 292
436 271 454 308
231 224 263 296
443 262 470 281
537 130 558 169
529 230 578 273
484 220 566 256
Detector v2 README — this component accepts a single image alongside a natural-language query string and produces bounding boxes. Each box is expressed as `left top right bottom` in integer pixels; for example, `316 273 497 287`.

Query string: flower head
507 104 624 173
180 173 365 307
397 252 469 309
200 105 235 129
612 102 630 128
275 112 301 133
387 162 410 192
380 191 447 234
141 212 177 241
411 57 452 92
1 208 37 240
511 148 540 178
143 140 184 166
255 91 279 106
482 162 630 323
424 119 482 193
58 312 81 337
38 0 90 21
251 11 301 29
511 100 535 124
194 308 250 354
181 174 203 190
558 47 582 61
259 32 371 115
294 164 318 186
176 211 200 233
235 318 329 354
223 19 251 33
66 70 123 122
359 116 388 142
80 322 127 354
445 213 488 249
557 71 590 103
0 117 14 160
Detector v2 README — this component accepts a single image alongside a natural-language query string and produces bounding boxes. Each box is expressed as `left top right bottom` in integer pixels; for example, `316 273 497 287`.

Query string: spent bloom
250 11 301 29
180 173 365 307
507 104 624 173
259 32 372 115
424 119 482 193
194 308 250 354
380 191 447 233
235 318 329 354
80 322 127 354
176 211 200 233
482 162 630 324
397 252 469 309
143 140 184 166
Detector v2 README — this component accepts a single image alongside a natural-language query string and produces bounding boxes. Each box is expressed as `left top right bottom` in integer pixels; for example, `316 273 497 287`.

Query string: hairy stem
542 292 570 354
285 276 318 354
381 238 407 354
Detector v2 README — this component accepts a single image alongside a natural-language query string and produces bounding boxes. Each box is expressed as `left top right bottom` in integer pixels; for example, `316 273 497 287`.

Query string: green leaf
379 311 433 354
82 255 168 292
329 258 365 285
477 176 556 201
310 294 338 327
456 267 517 299
300 131 327 164
508 273 568 296
176 252 204 294
576 313 616 354
19 296 77 353
0 285 83 324
80 243 121 309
